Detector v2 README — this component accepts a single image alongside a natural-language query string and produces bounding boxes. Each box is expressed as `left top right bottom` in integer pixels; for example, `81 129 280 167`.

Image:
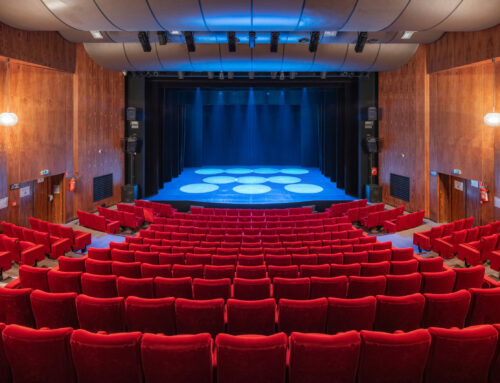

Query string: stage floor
147 167 355 205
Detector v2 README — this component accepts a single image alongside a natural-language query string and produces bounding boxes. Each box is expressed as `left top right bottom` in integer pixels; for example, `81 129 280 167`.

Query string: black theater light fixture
157 31 168 45
355 32 368 53
228 32 237 52
219 71 224 80
249 72 255 80
184 31 196 52
270 32 280 53
249 32 256 48
309 31 320 53
279 72 285 80
138 31 151 52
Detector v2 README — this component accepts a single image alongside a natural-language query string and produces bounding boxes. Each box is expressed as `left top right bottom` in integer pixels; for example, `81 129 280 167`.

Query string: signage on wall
453 169 462 175
37 178 45 183
454 180 464 191
430 171 437 176
9 184 20 190
20 186 31 198
0 197 7 209
40 169 50 176
130 121 139 129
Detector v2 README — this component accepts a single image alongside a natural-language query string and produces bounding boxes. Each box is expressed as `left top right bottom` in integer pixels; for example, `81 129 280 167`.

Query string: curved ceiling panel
341 44 380 71
342 0 410 31
311 44 349 71
219 44 252 72
0 0 68 30
93 0 164 30
201 0 250 31
389 0 461 31
281 44 315 71
148 0 206 31
371 43 419 71
435 0 500 31
188 44 222 72
157 44 193 71
42 0 120 30
124 43 163 71
84 43 135 70
252 44 285 71
298 0 357 31
252 0 304 31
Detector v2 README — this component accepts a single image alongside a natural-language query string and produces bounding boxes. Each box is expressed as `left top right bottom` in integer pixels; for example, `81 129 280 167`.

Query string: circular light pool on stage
233 185 272 194
195 168 224 175
284 183 324 194
236 176 268 184
281 168 309 175
253 168 280 174
180 183 219 194
226 168 253 175
203 176 237 184
267 176 302 184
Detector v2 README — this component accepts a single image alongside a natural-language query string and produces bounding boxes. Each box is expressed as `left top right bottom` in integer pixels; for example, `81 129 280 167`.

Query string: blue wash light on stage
195 168 224 175
226 168 253 175
281 168 309 175
267 176 301 184
285 184 324 194
180 183 219 193
233 184 271 194
236 176 268 184
203 176 237 184
254 168 280 174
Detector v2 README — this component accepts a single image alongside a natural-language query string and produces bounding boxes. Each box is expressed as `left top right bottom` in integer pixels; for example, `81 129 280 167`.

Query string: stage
147 167 355 208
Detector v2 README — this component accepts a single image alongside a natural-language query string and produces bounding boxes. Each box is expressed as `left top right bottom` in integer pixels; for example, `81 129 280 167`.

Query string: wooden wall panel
0 60 7 223
378 46 428 214
0 22 75 73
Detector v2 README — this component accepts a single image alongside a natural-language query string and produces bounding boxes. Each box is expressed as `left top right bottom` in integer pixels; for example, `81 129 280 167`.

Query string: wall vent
390 173 410 202
93 174 113 202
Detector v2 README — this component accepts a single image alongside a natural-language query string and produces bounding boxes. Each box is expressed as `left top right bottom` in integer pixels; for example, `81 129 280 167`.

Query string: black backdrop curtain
145 82 360 198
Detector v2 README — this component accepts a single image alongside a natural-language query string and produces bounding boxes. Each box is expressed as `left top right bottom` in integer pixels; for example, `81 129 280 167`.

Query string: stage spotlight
90 31 104 39
279 72 285 80
309 31 320 53
289 72 296 80
271 72 278 80
184 31 196 52
249 72 255 80
219 71 224 80
249 31 256 48
227 72 234 80
355 32 368 53
227 32 236 52
138 31 151 52
207 72 214 80
270 32 280 53
157 31 168 45
320 72 327 80
177 71 184 79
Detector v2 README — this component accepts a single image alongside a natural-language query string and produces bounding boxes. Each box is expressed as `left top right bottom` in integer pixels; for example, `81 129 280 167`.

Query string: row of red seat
0 234 44 271
134 200 176 219
362 205 405 229
98 206 144 230
4 322 500 383
189 205 314 217
27 218 91 252
432 225 496 259
3 286 500 339
165 211 333 223
413 217 476 251
326 199 367 217
13 264 486 300
117 203 145 220
344 202 385 223
384 210 425 233
77 210 120 233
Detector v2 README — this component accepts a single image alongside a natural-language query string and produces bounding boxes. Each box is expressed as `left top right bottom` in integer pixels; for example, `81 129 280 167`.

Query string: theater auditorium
0 1 500 382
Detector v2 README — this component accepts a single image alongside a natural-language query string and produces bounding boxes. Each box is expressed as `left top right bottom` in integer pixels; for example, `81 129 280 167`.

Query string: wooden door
438 173 451 223
33 174 66 224
450 176 467 222
8 181 35 227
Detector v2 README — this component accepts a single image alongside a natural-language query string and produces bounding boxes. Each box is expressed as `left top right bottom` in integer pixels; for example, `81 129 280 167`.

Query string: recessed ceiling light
90 31 104 39
401 31 416 40
170 30 181 35
324 31 338 37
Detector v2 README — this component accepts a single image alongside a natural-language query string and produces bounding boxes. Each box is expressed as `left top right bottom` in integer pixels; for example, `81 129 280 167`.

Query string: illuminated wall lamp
484 58 500 127
1 58 18 127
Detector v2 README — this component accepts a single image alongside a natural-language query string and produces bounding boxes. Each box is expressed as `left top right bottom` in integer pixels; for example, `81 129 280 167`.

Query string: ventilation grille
93 174 113 202
390 173 410 202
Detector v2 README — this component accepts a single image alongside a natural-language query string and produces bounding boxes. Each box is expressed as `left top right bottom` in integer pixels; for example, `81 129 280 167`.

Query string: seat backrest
215 333 287 383
154 277 193 299
331 263 361 277
58 256 86 272
226 298 276 335
125 296 176 334
111 261 142 279
278 298 328 335
468 287 500 326
175 298 225 337
3 325 76 383
358 329 431 383
141 333 213 383
374 293 426 332
233 278 271 301
429 226 444 239
327 296 377 333
81 273 118 298
30 290 79 329
453 265 485 291
422 290 471 329
19 265 50 291
348 275 386 298
85 258 112 275
117 276 155 298
418 256 443 272
47 269 82 294
75 294 125 333
421 270 456 294
289 332 361 383
424 325 498 383
360 261 390 277
192 278 231 300
70 330 143 383
385 273 422 296
0 287 34 327
273 277 310 300
87 247 111 261
391 247 414 261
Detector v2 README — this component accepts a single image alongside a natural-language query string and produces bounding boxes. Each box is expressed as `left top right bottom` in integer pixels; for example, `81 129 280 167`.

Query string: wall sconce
1 58 18 127
484 58 500 127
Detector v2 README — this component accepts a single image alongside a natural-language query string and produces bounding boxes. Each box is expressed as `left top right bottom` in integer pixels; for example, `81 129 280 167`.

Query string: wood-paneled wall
0 23 124 226
379 24 500 225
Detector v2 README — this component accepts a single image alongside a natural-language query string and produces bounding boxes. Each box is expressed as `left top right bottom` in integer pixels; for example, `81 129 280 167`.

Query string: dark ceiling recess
227 32 236 52
270 32 280 53
309 31 320 53
157 31 167 46
184 31 196 52
355 32 368 53
138 31 151 52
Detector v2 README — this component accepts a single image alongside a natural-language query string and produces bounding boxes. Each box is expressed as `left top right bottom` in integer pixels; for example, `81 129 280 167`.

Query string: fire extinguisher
69 178 76 192
480 182 489 204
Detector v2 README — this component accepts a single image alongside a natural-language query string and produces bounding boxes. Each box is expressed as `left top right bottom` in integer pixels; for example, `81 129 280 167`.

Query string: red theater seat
327 296 377 333
47 269 82 294
358 329 431 383
266 255 292 266
330 263 361 277
3 325 76 383
19 265 49 291
111 249 135 263
125 296 176 334
112 261 142 278
134 251 159 264
421 270 456 294
75 295 125 333
422 290 471 328
288 331 361 383
204 264 235 280
226 298 276 335
360 261 390 277
368 249 391 263
310 276 348 298
87 247 110 261
70 330 142 383
175 298 225 337
273 277 310 300
117 276 155 298
374 294 425 332
453 265 485 291
348 275 386 298
155 277 193 299
236 265 267 279
58 256 86 272
278 298 328 334
85 258 112 275
140 263 172 278
141 333 213 383
192 278 231 300
385 273 422 296
81 273 118 298
233 277 271 300
413 226 444 252
30 290 79 329
424 325 498 383
299 264 331 278
268 265 299 280
343 251 368 264
417 256 443 272
215 333 287 383
390 259 419 275
468 287 500 326
238 254 265 266
0 288 34 327
391 247 414 261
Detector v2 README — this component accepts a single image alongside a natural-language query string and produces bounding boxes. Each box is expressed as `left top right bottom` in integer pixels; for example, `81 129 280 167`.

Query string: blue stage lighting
226 168 253 175
203 176 237 184
195 169 224 175
284 184 324 194
254 168 280 174
180 183 219 194
233 185 271 194
267 176 301 184
236 176 268 184
281 168 310 175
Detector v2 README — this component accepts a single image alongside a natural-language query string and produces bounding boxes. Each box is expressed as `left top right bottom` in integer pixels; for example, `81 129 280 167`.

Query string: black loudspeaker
126 107 137 121
122 184 137 203
367 107 378 121
126 136 140 154
365 137 379 153
366 184 382 203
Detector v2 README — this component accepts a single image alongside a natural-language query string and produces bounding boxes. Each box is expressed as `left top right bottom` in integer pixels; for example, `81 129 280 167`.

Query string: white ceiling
0 0 498 71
